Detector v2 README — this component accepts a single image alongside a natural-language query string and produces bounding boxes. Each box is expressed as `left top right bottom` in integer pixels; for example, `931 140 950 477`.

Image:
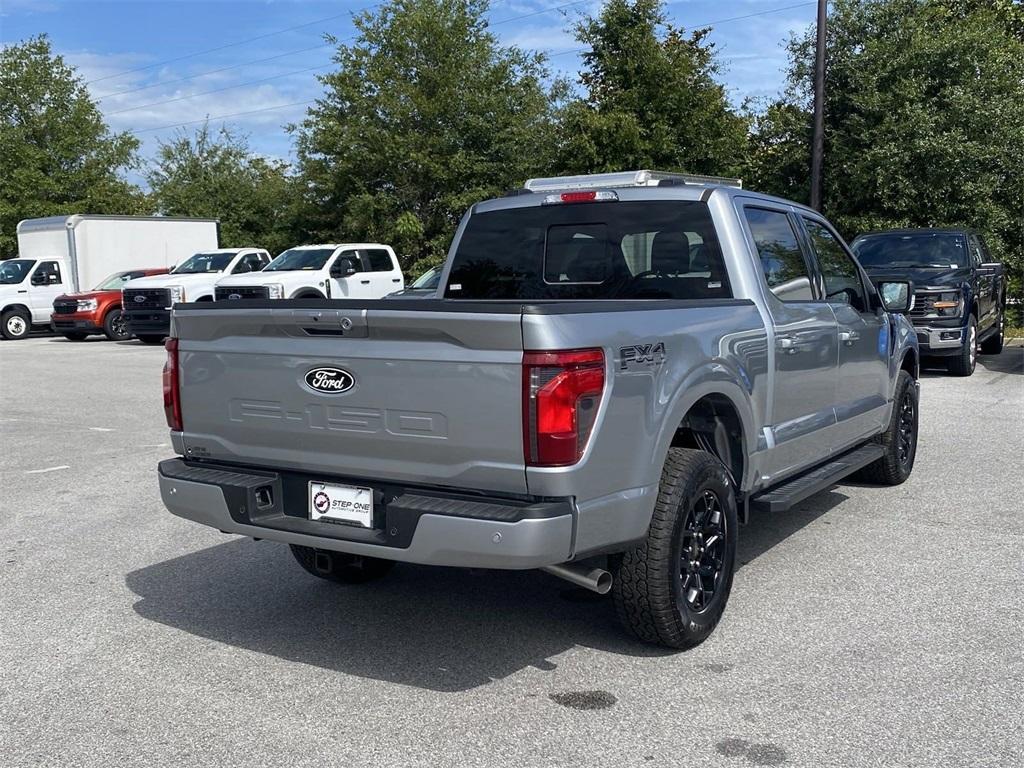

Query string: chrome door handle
839 330 860 343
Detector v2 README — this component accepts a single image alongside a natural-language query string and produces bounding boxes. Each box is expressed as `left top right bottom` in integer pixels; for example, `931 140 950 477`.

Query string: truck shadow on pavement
125 490 848 692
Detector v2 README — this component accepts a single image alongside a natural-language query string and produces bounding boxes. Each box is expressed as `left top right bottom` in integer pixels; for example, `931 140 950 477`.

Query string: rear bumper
157 458 574 569
125 308 171 335
914 324 965 355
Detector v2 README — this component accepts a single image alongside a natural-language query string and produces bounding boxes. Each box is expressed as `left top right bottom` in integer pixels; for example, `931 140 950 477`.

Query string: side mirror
31 272 46 286
978 262 1003 276
877 280 913 314
332 257 358 277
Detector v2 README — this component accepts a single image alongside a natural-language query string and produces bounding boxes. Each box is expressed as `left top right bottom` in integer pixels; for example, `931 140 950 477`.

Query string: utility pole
810 0 827 211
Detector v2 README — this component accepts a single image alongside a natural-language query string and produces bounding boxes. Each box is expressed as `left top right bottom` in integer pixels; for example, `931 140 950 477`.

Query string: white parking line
24 465 70 474
89 427 115 432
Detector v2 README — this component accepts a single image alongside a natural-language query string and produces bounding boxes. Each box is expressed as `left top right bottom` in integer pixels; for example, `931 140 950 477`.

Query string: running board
751 443 884 513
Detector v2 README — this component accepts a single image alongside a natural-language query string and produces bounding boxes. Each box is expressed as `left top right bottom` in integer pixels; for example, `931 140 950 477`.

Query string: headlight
267 283 285 299
167 286 185 305
76 299 98 311
931 291 961 317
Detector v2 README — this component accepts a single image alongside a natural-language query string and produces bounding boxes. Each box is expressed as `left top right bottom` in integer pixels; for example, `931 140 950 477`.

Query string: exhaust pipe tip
542 563 612 595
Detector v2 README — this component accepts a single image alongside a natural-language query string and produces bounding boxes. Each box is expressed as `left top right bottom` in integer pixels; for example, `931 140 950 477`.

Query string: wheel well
195 295 213 302
2 303 31 317
671 394 745 489
293 290 326 299
900 348 919 380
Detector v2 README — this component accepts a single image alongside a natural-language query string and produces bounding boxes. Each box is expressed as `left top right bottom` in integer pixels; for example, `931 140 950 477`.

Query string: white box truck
0 215 219 340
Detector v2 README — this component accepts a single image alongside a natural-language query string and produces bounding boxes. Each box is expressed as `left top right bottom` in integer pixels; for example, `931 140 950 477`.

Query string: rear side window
445 201 730 300
362 249 395 272
744 207 813 301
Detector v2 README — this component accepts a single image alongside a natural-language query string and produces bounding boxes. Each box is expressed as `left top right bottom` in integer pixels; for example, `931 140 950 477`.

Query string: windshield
852 233 967 268
0 259 36 285
93 270 149 291
265 247 336 271
445 201 730 300
173 252 235 274
411 267 440 289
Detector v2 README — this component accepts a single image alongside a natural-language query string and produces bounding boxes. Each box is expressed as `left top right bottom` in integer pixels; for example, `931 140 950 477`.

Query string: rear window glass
444 201 730 300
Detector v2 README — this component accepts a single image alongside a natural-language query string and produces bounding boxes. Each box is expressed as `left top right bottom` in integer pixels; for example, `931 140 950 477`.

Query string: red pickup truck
51 268 168 341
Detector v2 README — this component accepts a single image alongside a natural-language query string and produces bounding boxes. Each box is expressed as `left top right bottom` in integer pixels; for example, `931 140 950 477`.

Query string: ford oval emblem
133 294 146 303
304 366 355 394
228 293 241 300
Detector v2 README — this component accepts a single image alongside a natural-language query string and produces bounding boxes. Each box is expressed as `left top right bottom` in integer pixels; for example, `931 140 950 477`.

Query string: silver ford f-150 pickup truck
158 170 920 648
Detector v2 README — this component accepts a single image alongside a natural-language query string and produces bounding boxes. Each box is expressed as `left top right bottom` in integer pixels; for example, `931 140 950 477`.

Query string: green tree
556 0 748 178
147 124 296 256
0 35 145 257
293 0 564 274
750 0 1024 300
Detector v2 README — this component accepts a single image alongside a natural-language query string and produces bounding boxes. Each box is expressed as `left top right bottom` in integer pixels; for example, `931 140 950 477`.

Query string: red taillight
163 338 182 431
523 348 605 467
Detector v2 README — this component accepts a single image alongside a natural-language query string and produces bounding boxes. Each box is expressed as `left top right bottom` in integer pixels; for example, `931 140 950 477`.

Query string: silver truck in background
157 171 920 648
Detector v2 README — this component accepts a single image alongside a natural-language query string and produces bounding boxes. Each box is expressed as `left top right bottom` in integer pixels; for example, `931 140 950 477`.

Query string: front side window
803 219 867 311
232 253 267 274
32 261 62 285
445 201 730 300
744 207 813 301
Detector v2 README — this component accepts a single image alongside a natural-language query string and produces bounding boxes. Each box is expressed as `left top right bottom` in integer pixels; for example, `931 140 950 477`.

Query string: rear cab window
444 201 731 300
362 249 396 272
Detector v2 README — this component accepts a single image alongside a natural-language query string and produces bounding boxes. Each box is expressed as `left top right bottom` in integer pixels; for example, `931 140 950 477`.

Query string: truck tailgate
172 303 527 494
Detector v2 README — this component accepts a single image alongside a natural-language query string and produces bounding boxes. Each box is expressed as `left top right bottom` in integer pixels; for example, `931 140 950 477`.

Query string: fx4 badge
620 342 666 370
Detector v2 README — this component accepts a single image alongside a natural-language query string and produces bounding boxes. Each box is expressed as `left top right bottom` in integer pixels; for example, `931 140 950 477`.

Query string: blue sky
1 0 817 174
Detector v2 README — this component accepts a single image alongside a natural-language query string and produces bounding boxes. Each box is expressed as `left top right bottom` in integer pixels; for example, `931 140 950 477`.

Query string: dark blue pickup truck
852 229 1006 376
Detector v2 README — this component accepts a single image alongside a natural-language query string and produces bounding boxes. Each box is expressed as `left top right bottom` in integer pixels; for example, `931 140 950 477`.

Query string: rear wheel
61 332 88 341
103 308 131 341
1 309 31 340
979 304 1004 355
946 316 976 376
855 370 918 485
289 544 395 584
136 334 165 345
612 448 737 649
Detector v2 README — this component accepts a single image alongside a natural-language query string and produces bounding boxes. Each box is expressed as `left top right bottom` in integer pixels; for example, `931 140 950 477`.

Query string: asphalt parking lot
1 335 1022 768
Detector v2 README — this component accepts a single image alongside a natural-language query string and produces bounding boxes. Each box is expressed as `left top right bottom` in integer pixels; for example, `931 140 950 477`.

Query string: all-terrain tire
611 448 737 649
136 334 165 345
1 309 31 340
103 308 131 341
855 370 918 485
946 316 977 376
289 544 395 584
979 304 1004 355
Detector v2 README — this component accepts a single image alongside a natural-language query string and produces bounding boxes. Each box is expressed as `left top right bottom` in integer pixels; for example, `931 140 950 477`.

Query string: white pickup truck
214 244 403 301
122 248 270 343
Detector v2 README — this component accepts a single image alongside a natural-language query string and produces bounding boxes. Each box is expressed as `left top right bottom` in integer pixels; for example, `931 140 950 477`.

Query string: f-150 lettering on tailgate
228 399 448 439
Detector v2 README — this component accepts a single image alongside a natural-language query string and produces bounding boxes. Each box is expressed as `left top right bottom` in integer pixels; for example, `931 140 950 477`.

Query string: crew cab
122 248 270 343
214 244 403 301
852 229 1005 376
156 171 920 648
51 268 169 341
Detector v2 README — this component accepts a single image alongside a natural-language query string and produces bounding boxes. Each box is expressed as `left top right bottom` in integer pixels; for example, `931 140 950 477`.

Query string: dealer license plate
308 481 374 528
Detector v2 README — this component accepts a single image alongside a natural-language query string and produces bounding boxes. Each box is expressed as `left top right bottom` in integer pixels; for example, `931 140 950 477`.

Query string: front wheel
855 370 918 485
1 309 31 340
289 544 395 584
103 308 131 341
979 305 1004 355
612 448 737 649
947 316 977 376
136 334 165 345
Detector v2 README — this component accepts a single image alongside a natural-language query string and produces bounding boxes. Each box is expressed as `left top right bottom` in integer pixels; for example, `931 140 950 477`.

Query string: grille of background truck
214 286 270 301
909 292 937 319
124 288 171 309
52 302 78 315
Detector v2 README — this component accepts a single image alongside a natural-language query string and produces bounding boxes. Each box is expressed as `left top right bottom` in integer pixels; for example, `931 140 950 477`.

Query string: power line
126 100 316 136
105 64 331 116
85 7 370 85
94 42 333 102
